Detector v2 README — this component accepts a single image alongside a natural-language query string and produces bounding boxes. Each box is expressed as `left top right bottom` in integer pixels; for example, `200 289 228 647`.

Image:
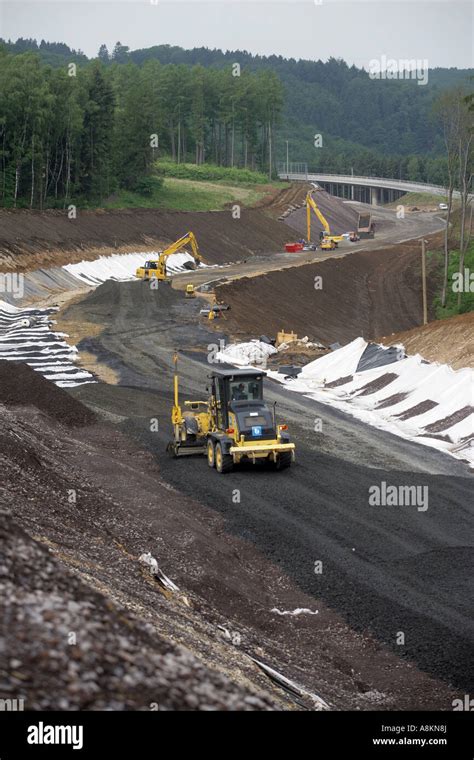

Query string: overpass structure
277 168 449 205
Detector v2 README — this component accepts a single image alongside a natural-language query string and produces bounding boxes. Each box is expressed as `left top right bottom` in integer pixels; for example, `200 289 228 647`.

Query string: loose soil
216 242 441 346
0 208 292 272
378 311 474 369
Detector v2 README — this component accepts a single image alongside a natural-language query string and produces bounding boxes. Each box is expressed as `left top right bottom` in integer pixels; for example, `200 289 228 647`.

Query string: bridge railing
277 171 448 193
307 173 447 192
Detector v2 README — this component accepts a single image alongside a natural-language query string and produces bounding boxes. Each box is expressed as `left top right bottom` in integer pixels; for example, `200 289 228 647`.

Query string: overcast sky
0 0 472 69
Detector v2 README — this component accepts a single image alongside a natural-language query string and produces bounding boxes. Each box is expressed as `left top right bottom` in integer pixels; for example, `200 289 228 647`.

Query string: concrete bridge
277 170 449 205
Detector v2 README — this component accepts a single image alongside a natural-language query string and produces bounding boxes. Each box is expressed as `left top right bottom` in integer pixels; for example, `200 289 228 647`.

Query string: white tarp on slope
221 336 473 466
0 300 96 388
63 251 205 287
273 339 473 466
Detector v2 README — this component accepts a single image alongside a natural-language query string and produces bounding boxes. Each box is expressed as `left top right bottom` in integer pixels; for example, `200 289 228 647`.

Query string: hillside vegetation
1 38 472 209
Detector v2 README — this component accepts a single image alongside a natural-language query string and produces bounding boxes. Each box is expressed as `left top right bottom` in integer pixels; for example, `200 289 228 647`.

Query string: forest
0 44 283 207
0 38 472 208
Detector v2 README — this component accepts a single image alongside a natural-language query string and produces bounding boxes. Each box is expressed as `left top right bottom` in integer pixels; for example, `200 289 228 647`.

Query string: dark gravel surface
64 279 473 705
0 360 96 426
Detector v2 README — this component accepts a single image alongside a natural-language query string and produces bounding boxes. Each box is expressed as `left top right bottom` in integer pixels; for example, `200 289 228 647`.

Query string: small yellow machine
167 354 295 473
306 191 344 248
320 238 337 251
185 284 196 298
136 231 202 281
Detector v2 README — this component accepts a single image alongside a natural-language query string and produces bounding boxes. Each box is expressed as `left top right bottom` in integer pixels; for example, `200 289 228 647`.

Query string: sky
0 0 473 70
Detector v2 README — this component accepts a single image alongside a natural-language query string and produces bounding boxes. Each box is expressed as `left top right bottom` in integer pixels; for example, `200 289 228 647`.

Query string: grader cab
167 356 295 473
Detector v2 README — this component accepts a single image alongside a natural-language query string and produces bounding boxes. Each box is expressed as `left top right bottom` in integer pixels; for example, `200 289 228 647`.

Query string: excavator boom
136 231 202 281
306 191 343 248
306 192 331 241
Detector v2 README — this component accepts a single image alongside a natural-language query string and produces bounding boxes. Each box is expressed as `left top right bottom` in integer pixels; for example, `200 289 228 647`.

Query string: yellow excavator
306 191 344 250
167 354 295 473
136 231 202 281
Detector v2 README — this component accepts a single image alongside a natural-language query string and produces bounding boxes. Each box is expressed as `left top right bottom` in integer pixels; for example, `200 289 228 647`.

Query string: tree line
0 46 283 207
0 39 471 208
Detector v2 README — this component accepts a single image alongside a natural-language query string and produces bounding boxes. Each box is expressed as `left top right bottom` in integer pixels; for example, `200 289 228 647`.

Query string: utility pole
286 140 289 178
421 238 428 325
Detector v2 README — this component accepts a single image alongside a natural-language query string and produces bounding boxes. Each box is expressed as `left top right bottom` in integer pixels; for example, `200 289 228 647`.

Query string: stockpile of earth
0 360 96 425
0 513 274 711
62 279 192 325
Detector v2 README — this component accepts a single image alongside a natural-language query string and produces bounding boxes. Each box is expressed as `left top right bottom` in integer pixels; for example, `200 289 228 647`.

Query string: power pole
286 140 289 178
421 239 428 325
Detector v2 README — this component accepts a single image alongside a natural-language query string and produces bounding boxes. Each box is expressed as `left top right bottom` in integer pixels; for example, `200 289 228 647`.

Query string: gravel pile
0 512 274 711
0 360 96 426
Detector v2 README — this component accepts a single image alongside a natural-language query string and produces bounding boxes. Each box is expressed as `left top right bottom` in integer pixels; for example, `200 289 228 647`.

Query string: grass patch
388 192 450 209
102 177 271 211
154 161 269 184
430 240 474 318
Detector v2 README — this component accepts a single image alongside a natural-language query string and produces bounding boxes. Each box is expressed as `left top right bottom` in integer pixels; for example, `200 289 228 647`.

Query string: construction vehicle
306 191 344 248
357 213 375 239
136 231 202 281
320 237 337 251
167 354 295 473
185 284 196 298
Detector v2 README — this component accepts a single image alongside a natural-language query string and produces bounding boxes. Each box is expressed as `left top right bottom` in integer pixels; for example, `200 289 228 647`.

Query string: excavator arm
158 231 202 275
137 231 203 280
306 191 331 242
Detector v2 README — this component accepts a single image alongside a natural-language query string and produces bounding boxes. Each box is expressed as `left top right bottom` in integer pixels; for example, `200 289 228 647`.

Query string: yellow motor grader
166 354 295 473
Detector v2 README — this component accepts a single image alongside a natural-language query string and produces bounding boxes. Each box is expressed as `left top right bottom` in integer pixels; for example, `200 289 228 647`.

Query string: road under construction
1 183 472 711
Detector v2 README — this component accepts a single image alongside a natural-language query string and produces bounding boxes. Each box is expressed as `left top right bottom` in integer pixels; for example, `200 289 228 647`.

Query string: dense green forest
0 43 283 207
0 37 472 208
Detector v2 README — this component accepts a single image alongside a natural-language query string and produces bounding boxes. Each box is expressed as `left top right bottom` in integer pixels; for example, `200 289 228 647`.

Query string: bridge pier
370 187 380 206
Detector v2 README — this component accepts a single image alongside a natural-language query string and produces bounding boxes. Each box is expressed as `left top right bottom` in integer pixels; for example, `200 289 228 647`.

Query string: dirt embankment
284 188 360 237
0 208 291 272
258 182 312 218
0 361 291 710
217 242 440 346
378 311 474 370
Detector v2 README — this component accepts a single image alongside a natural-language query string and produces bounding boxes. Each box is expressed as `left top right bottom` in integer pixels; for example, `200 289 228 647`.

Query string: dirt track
2 189 471 712
0 362 290 711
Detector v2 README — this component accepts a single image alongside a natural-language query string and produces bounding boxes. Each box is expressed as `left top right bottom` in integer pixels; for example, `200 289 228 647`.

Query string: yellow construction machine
306 191 344 249
185 284 196 298
167 354 295 473
136 231 202 281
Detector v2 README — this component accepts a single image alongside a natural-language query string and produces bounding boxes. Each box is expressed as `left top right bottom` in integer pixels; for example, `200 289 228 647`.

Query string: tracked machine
306 190 344 249
136 231 202 282
167 354 295 473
